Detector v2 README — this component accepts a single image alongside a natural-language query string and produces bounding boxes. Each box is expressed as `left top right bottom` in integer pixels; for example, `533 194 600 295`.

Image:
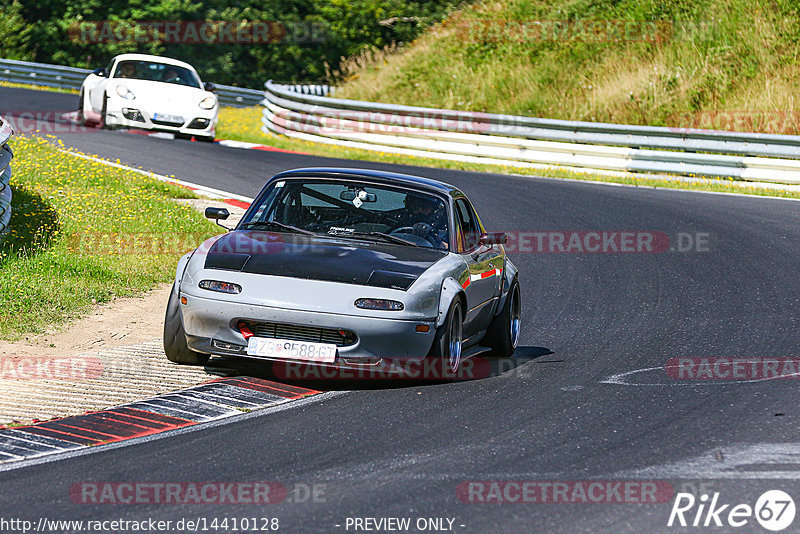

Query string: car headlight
198 280 242 294
355 298 404 311
115 85 135 100
199 96 217 110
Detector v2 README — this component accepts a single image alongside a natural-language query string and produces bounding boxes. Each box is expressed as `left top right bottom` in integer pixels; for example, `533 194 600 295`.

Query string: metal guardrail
271 83 332 97
262 81 800 184
0 117 13 238
215 85 264 107
0 58 263 107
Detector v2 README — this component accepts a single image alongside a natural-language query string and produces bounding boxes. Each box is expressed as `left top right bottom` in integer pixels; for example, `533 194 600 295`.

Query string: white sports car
79 53 218 142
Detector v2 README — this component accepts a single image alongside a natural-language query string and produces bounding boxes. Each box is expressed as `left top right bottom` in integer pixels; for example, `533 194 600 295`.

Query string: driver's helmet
404 193 439 215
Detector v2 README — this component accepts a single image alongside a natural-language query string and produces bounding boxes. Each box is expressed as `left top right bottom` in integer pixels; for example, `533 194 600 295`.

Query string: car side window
466 199 485 236
454 198 480 252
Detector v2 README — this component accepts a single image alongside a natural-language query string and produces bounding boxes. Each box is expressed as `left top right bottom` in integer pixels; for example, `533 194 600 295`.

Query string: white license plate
246 337 337 363
153 113 183 124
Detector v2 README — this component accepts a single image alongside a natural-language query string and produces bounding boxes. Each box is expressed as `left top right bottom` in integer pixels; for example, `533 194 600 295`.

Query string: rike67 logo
668 490 796 531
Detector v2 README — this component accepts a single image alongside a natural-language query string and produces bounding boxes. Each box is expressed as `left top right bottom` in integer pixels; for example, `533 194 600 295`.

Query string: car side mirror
205 207 230 230
479 232 508 246
203 82 217 93
92 68 107 77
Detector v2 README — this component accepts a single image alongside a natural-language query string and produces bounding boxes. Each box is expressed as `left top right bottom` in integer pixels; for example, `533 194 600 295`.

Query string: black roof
269 167 460 197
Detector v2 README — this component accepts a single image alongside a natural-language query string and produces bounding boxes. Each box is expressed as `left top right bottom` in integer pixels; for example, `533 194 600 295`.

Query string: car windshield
242 179 451 250
113 60 201 89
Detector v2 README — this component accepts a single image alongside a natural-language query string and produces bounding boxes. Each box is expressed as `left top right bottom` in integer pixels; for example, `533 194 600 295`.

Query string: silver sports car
164 168 521 375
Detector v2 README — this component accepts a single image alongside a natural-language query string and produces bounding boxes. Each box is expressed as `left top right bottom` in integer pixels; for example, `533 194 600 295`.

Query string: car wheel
484 278 521 358
78 90 96 127
77 90 85 124
195 135 215 143
100 93 112 129
430 299 463 375
163 283 210 366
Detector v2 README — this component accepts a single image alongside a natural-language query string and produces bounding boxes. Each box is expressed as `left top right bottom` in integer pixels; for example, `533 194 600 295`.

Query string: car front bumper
180 292 437 369
105 98 217 137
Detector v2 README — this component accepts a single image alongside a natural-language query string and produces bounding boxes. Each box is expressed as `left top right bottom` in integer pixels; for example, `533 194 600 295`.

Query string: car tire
78 90 96 127
163 284 210 366
484 278 521 358
195 135 215 143
77 89 86 124
100 93 112 129
429 299 463 375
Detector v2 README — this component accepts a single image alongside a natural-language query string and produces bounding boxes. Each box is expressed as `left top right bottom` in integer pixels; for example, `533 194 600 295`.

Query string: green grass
335 0 800 134
0 135 219 340
217 106 800 199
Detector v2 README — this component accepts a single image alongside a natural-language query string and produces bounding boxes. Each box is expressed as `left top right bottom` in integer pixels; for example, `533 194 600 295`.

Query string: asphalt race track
2 86 800 533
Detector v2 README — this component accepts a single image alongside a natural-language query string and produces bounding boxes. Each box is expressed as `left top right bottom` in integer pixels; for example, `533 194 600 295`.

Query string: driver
391 193 448 248
117 63 136 78
163 68 180 83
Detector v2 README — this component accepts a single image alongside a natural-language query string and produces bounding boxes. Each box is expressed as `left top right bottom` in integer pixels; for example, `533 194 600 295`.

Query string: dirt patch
0 284 172 363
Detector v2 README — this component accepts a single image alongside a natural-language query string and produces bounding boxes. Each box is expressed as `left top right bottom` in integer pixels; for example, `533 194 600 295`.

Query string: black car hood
204 231 447 291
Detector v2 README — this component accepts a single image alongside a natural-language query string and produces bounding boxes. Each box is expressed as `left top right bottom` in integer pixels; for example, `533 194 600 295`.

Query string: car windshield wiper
241 221 316 236
350 231 421 247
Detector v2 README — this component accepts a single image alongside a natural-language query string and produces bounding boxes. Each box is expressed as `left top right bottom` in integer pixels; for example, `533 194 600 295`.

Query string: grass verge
335 0 800 134
0 135 219 340
217 106 800 200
